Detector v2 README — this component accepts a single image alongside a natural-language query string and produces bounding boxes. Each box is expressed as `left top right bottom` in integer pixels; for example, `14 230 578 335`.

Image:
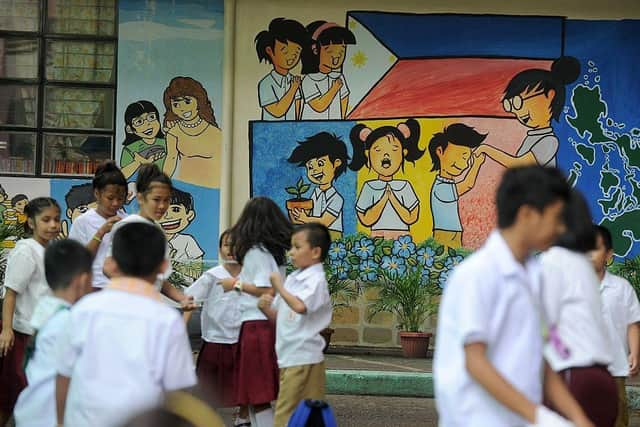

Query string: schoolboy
56 222 197 427
258 222 332 427
592 225 640 427
434 166 593 427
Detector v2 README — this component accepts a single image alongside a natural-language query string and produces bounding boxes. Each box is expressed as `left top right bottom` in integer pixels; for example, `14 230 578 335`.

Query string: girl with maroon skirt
184 229 250 426
0 198 61 425
221 197 292 427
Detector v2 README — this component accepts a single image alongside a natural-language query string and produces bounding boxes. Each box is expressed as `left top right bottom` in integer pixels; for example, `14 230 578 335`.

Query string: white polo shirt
4 238 50 335
434 231 544 427
185 265 241 344
57 278 197 427
600 271 640 377
274 263 332 368
14 296 71 427
237 246 285 322
540 247 613 372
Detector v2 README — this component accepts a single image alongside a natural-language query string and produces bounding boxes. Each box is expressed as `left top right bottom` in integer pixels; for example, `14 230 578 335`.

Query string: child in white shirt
592 224 640 427
434 166 593 427
56 222 197 427
13 239 93 427
258 223 332 427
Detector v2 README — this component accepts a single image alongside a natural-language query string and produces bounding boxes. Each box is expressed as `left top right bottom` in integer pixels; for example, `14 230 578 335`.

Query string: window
0 0 117 177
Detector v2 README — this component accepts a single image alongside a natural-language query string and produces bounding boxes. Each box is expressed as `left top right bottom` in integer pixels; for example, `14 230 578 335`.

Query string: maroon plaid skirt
560 365 617 427
0 323 30 413
196 341 238 407
234 320 279 405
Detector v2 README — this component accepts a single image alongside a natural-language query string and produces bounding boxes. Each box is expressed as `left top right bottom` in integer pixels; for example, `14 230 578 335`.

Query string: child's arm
219 278 275 297
258 294 277 321
628 322 640 375
270 272 306 314
163 133 179 177
542 361 594 427
307 79 343 113
0 288 16 356
456 153 486 196
161 281 197 311
475 144 538 168
263 76 301 118
357 188 390 227
386 186 419 226
56 374 71 425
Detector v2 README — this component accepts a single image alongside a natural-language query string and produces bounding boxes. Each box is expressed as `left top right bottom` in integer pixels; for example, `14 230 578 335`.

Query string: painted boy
255 18 307 121
429 123 486 248
62 183 97 238
287 132 349 240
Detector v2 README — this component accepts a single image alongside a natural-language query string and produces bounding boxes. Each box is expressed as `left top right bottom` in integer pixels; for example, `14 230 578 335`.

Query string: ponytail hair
93 160 127 191
503 56 580 121
24 197 60 235
349 119 423 172
136 163 172 195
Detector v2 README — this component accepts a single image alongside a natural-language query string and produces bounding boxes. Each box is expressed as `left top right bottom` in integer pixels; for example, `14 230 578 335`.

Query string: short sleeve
185 237 204 259
258 77 278 107
539 260 566 326
161 316 197 391
453 271 492 344
4 244 37 294
294 277 330 314
399 182 419 211
302 77 322 102
242 248 277 288
68 218 90 245
624 281 640 324
119 146 134 168
433 181 458 203
355 183 374 213
184 272 214 301
326 192 343 217
339 75 350 99
530 135 559 167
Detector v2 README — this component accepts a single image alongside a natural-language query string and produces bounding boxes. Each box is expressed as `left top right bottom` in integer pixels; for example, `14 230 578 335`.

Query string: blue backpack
287 399 338 427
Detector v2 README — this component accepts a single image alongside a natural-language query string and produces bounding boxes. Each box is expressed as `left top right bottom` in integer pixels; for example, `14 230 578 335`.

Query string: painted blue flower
381 255 407 276
359 259 378 282
331 260 349 280
416 247 436 268
392 235 416 259
352 237 375 259
438 268 452 289
329 242 347 261
445 255 464 270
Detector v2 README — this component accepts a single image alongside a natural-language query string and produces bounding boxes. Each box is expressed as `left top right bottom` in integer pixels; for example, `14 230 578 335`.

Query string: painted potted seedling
285 177 313 220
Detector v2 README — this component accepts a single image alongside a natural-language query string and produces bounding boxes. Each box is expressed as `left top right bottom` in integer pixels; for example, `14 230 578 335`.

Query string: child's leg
251 403 274 427
615 377 628 427
301 361 326 401
273 365 315 427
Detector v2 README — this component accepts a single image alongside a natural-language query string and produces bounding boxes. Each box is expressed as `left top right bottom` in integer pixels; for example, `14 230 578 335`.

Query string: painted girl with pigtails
350 119 424 239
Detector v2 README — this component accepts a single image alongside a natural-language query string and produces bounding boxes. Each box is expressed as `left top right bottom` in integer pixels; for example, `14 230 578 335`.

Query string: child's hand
291 75 301 91
98 215 121 236
0 328 14 356
269 272 283 289
258 294 274 310
331 78 343 92
180 295 198 312
629 353 639 376
133 151 153 165
291 208 309 224
219 278 236 292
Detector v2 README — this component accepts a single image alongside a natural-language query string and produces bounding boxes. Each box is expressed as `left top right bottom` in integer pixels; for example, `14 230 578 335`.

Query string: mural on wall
249 12 640 263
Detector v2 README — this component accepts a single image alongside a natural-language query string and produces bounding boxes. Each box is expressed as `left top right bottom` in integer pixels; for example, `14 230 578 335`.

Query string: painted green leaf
296 177 303 188
348 255 360 265
448 247 457 257
299 184 310 194
348 270 359 280
435 245 445 256
382 247 392 256
286 187 298 195
434 261 445 270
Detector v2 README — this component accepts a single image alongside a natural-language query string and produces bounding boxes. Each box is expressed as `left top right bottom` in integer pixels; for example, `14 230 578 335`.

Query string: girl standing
350 119 424 239
68 160 127 290
0 197 61 425
220 197 293 427
120 100 167 180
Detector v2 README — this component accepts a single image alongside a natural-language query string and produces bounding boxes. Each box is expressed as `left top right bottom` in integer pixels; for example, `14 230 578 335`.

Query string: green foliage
610 257 640 299
285 176 311 200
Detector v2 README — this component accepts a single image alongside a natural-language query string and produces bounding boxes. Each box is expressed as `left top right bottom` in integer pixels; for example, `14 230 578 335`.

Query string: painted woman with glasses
120 100 167 180
475 56 580 168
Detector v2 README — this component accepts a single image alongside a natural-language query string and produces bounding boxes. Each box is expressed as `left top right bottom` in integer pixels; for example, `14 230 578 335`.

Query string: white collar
306 71 342 81
527 127 554 136
290 263 325 281
270 70 290 87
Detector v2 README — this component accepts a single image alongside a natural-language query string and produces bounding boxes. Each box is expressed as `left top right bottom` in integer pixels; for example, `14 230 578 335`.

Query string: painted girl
475 56 580 168
300 21 356 120
350 119 424 239
162 76 221 188
120 100 166 180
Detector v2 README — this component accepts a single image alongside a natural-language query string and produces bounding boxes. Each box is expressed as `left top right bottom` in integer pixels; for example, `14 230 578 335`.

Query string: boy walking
434 166 593 427
258 223 332 427
13 240 93 427
56 223 197 427
592 225 640 427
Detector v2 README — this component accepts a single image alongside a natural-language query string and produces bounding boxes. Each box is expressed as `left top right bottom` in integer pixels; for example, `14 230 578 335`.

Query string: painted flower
392 235 416 259
331 259 349 280
438 268 452 289
329 241 347 260
359 259 378 282
381 255 406 276
416 247 436 268
352 237 375 259
445 255 464 270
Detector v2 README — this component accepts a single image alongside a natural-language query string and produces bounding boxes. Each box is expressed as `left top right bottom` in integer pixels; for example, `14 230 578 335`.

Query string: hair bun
551 56 580 85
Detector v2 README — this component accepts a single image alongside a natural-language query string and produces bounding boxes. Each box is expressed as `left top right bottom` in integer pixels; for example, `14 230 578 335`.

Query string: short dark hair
255 18 308 64
45 239 92 291
594 224 613 251
218 228 231 249
287 132 350 180
496 166 570 228
11 194 28 207
65 183 95 212
294 223 331 261
555 189 596 253
428 123 487 172
170 187 194 211
112 223 166 277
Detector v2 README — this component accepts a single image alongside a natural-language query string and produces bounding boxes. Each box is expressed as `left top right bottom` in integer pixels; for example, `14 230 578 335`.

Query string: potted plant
367 268 440 358
285 177 313 219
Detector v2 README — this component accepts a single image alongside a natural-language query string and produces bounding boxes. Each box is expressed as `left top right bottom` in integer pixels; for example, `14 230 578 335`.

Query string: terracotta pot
286 198 313 211
399 331 431 358
320 327 335 353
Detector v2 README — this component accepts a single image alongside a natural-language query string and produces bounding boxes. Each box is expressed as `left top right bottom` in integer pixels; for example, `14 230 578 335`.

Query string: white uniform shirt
355 180 419 231
14 296 71 427
310 186 343 233
4 238 50 334
258 70 301 121
185 265 241 344
540 247 613 372
434 231 544 427
600 271 640 377
57 279 196 427
301 72 349 120
68 208 126 288
237 246 285 322
168 233 204 262
274 263 332 368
